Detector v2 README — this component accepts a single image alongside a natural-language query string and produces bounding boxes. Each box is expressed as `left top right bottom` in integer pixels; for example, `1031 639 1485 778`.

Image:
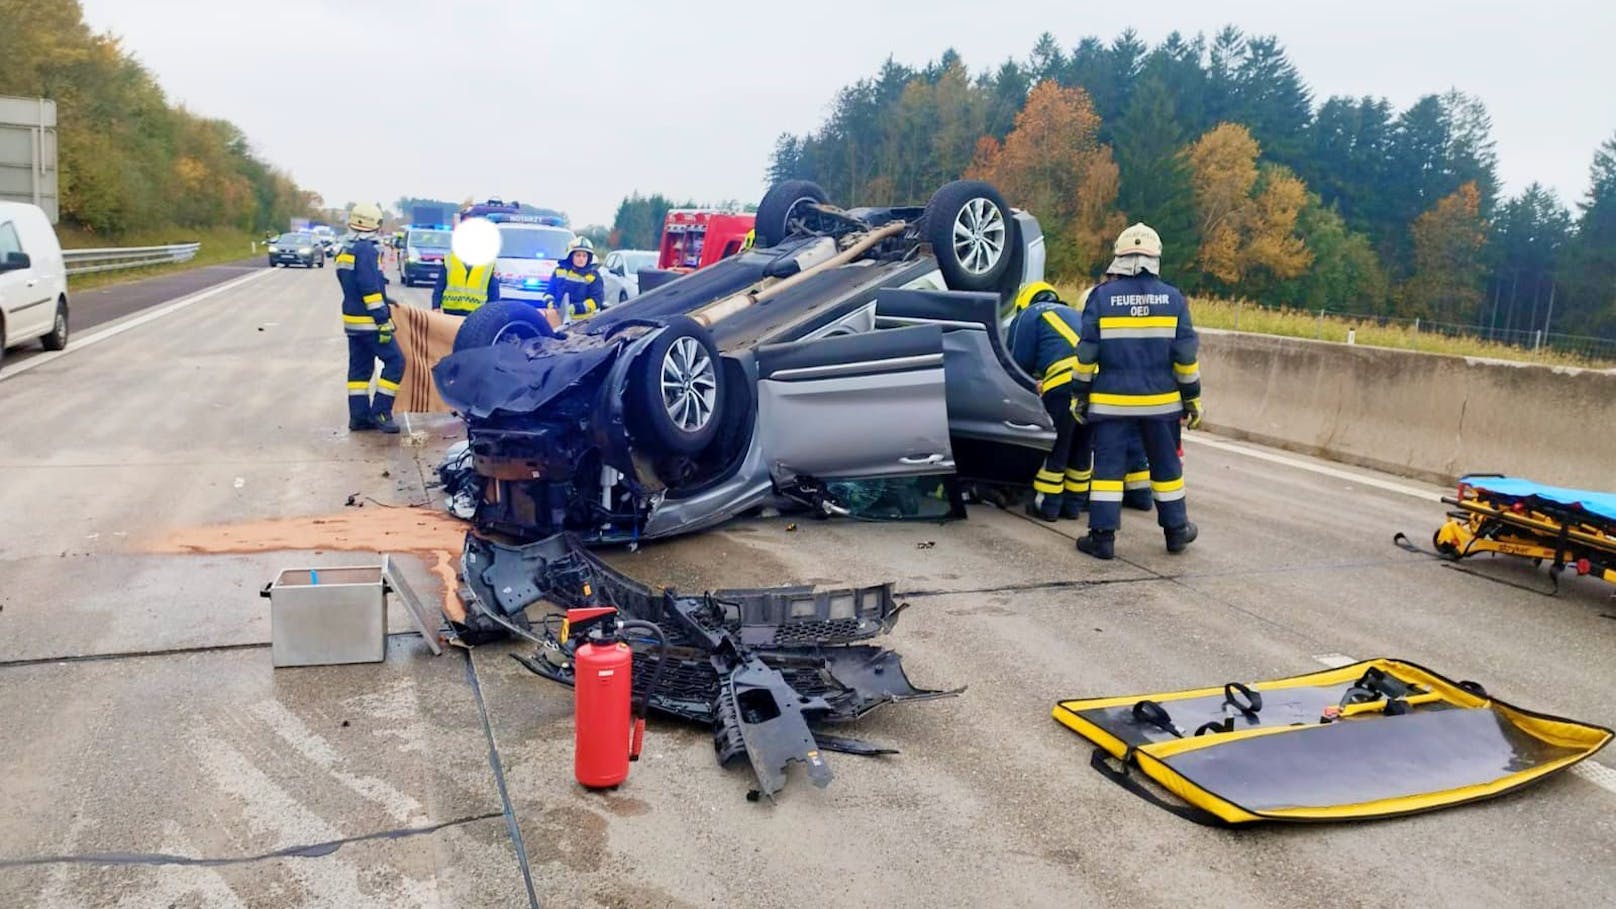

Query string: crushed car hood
433 336 622 419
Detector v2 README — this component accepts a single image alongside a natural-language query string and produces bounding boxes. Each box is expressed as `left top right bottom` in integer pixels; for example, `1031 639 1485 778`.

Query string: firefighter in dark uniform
1073 223 1204 559
543 237 604 319
1008 282 1091 522
1077 279 1156 513
337 202 404 434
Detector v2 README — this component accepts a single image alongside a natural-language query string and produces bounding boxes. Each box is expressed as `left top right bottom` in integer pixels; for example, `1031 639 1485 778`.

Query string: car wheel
631 316 724 455
618 289 628 303
452 300 556 353
40 298 68 351
267 258 275 268
923 180 1015 292
317 257 325 268
755 180 828 248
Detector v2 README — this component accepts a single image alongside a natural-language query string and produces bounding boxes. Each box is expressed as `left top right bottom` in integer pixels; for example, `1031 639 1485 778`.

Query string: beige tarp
388 303 561 414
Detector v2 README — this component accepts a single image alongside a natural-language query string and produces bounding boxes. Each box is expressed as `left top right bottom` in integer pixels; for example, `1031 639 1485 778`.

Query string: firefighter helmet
1014 281 1060 311
1113 222 1162 258
348 202 384 233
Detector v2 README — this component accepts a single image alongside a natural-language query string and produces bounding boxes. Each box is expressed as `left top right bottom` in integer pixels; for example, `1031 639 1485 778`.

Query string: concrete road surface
1 266 1612 908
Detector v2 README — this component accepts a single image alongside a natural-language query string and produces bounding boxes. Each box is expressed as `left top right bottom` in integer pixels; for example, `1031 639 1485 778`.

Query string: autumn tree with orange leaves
1402 182 1488 322
967 81 1125 278
1183 123 1312 294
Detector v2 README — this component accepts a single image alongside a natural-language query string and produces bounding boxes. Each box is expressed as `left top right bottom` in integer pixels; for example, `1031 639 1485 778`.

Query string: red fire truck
656 209 756 272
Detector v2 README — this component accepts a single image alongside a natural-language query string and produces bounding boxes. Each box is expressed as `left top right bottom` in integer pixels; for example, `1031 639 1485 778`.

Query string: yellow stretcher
1053 659 1611 825
1434 475 1616 590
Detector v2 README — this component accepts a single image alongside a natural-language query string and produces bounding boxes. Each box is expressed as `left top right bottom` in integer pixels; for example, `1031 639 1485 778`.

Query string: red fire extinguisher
566 606 667 790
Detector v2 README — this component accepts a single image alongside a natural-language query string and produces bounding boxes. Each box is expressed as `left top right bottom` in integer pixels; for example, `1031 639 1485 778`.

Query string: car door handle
25 279 38 287
899 453 945 465
1002 420 1045 432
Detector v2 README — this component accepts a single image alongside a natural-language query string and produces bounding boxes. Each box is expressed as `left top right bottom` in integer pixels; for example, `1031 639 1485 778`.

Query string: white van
0 201 69 367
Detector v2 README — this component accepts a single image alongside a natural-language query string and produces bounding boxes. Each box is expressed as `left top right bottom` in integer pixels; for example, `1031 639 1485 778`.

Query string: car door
874 288 1054 485
0 218 52 343
754 324 953 483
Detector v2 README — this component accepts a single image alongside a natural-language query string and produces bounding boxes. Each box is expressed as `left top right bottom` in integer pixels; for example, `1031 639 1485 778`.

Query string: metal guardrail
63 242 200 276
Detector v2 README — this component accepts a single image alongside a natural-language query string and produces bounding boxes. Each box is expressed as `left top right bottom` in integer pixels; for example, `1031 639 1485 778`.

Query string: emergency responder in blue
1078 278 1156 513
1008 281 1090 521
543 237 604 318
337 202 404 434
1073 223 1204 559
432 247 501 315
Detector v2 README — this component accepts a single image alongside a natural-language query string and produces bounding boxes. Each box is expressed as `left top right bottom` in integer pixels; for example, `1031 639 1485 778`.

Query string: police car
459 200 575 303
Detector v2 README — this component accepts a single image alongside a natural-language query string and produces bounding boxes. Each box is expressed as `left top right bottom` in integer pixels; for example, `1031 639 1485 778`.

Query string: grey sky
81 0 1615 229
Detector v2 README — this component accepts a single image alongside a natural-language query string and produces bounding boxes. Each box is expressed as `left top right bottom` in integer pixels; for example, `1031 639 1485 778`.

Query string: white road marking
1310 652 1616 796
1184 432 1444 502
0 266 275 383
1310 652 1360 668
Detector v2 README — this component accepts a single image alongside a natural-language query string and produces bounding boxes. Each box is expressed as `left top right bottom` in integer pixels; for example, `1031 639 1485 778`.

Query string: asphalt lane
0 265 1611 908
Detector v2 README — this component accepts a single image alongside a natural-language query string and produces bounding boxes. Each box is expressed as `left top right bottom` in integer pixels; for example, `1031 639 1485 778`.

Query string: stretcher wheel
1432 530 1460 560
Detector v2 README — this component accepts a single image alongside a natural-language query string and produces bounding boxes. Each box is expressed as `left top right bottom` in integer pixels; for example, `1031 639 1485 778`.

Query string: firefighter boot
1165 522 1199 554
1076 530 1115 561
373 412 402 435
1060 494 1086 520
1025 493 1062 523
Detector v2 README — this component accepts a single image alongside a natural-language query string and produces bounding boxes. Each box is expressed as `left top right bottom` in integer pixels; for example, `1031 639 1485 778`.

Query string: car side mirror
0 251 31 273
610 264 625 276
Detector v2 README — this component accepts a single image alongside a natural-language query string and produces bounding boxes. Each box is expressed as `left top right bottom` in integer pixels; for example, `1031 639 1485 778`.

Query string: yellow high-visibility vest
441 253 494 315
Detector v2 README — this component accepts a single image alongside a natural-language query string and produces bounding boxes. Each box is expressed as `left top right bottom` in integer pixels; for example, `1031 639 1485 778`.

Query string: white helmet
1113 222 1162 258
566 236 595 265
348 202 384 233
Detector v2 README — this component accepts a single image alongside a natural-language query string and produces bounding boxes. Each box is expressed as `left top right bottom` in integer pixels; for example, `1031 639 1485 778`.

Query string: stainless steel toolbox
264 564 387 667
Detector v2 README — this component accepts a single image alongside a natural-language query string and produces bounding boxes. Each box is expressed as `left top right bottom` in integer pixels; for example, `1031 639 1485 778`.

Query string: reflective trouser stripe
1152 477 1186 502
347 380 369 396
1065 468 1091 494
375 377 400 396
1034 468 1065 495
1091 479 1124 502
1124 470 1151 491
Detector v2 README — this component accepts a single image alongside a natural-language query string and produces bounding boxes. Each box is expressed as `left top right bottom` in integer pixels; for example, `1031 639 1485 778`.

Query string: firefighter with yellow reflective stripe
432 247 501 316
335 202 404 434
1008 281 1090 522
1073 223 1202 559
543 237 604 319
1078 278 1157 514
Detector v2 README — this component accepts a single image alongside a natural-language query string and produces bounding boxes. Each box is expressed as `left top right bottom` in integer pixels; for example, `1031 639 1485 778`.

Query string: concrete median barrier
1197 329 1616 488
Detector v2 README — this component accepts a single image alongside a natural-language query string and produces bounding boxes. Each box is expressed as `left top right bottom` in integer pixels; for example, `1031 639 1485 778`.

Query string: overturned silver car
435 179 1057 544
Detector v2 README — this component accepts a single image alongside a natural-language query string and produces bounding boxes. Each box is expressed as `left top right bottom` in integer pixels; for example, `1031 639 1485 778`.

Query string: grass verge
1052 282 1608 368
58 227 261 292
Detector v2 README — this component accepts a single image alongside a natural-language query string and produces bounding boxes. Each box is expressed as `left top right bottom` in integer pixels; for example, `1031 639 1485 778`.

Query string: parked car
0 201 70 368
398 227 451 287
266 231 325 268
601 249 657 304
433 179 1053 544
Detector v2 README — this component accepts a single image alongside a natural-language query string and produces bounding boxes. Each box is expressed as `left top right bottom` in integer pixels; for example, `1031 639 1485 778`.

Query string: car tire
755 180 828 248
318 257 325 268
630 316 724 456
452 300 556 353
40 298 68 351
619 289 628 303
267 258 275 268
922 180 1015 293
